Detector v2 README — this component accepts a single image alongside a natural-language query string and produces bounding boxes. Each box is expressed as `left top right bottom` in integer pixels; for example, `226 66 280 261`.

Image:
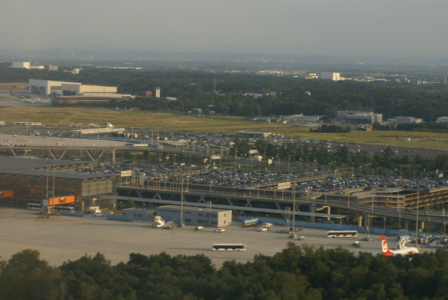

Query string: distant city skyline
1 0 448 57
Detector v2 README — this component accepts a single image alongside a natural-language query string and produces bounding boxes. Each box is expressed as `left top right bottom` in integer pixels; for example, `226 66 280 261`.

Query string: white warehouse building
321 72 340 81
11 62 30 69
29 79 81 95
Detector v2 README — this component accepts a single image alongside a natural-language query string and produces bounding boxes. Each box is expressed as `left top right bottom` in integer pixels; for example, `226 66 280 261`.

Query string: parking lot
0 208 437 267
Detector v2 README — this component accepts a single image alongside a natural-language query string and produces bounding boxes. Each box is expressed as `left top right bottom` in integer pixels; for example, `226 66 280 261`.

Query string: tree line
2 64 448 120
1 244 448 300
230 138 448 177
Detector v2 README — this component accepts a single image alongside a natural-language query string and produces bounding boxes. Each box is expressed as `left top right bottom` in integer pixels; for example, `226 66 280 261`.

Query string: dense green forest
1 244 448 300
2 63 448 120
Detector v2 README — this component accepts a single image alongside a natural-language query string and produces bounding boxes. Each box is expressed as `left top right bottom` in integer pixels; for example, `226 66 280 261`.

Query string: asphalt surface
0 208 438 267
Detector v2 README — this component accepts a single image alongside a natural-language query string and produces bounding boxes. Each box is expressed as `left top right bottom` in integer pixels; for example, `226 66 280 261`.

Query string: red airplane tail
381 235 394 256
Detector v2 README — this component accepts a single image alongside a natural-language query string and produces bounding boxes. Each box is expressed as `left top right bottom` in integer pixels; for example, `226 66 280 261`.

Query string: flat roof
158 205 230 213
0 156 110 179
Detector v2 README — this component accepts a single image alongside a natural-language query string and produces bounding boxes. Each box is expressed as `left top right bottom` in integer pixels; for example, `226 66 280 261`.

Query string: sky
1 0 448 57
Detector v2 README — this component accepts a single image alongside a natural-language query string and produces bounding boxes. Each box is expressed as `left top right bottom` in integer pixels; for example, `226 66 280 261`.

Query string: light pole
415 189 420 248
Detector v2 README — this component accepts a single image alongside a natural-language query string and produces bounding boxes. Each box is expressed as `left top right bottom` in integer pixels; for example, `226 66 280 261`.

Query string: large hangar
29 79 81 95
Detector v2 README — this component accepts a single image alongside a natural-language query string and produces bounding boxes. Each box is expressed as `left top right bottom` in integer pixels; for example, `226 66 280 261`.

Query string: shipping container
48 195 75 206
0 190 13 198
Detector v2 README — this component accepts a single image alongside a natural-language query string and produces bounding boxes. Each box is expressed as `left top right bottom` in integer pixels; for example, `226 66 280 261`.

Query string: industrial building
394 116 423 124
157 205 232 227
237 131 272 139
11 62 44 70
48 65 58 71
11 62 30 69
155 87 160 98
321 72 341 81
337 110 383 124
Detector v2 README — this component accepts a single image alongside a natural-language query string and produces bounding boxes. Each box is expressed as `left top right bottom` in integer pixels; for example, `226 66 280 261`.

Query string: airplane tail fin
381 235 394 256
9 90 14 96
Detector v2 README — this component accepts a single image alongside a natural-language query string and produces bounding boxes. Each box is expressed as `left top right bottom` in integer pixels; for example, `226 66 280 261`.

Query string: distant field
0 83 28 87
0 106 448 149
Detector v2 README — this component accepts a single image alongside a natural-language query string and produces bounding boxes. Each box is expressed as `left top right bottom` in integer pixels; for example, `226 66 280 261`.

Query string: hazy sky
1 0 447 56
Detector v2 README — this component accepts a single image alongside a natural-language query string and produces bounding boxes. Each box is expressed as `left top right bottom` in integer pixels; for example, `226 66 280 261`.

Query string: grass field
0 83 28 87
1 106 448 149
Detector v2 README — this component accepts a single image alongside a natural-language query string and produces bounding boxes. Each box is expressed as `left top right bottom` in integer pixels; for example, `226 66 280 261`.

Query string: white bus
27 203 41 210
212 243 246 251
125 143 148 148
327 230 358 238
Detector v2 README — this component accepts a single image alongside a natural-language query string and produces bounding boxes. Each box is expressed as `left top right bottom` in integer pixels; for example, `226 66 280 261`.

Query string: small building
236 131 272 138
306 73 319 79
191 108 203 114
155 87 160 98
48 65 58 71
145 91 153 97
395 116 423 124
122 208 154 221
436 116 448 123
157 205 232 227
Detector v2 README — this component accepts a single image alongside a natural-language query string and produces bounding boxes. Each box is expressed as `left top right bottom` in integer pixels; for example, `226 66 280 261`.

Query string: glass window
211 221 217 224
198 213 203 216
211 214 218 218
224 220 226 224
185 218 191 222
198 220 203 223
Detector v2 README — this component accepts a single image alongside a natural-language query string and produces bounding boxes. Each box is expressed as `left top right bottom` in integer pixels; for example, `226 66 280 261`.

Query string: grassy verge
0 106 448 149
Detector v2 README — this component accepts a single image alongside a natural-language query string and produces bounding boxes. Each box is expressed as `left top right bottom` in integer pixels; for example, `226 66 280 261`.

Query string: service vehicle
212 243 246 251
